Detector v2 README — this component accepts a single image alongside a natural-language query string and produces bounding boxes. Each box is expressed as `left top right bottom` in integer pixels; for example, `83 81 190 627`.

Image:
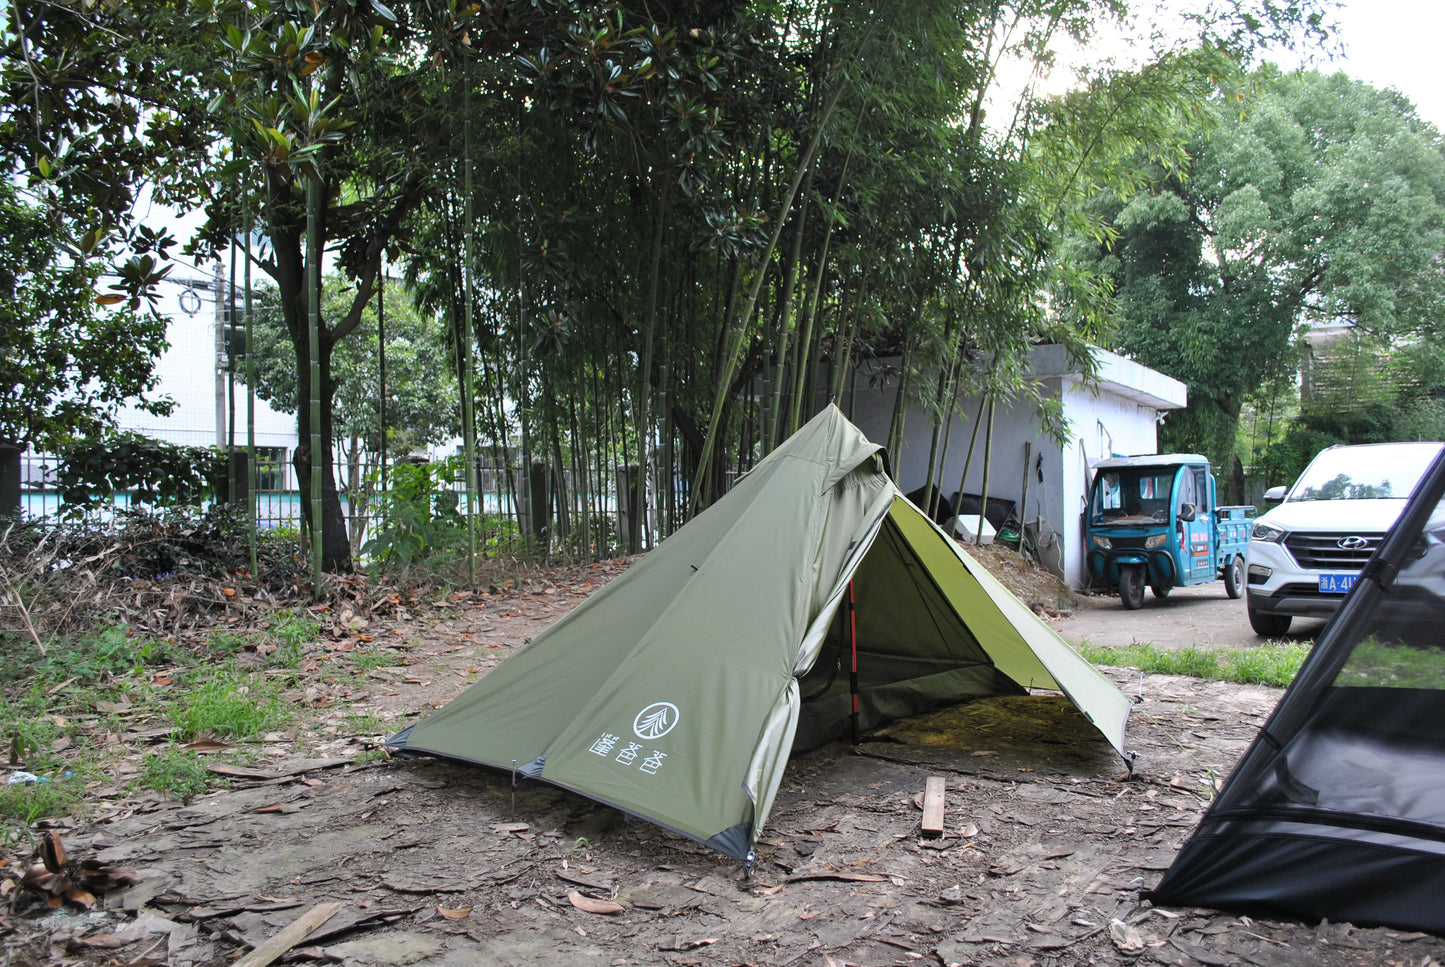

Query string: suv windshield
1290 446 1440 502
1089 467 1177 525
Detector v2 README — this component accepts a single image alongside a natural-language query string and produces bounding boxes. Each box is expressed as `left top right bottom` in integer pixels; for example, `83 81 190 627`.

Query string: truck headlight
1251 522 1286 543
1092 536 1112 550
1145 534 1167 549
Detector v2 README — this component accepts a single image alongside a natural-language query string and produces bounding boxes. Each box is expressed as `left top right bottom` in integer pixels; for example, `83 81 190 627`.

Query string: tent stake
511 759 517 814
848 581 859 745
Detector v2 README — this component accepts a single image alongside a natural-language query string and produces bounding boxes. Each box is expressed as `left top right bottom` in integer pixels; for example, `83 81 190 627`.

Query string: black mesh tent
1147 448 1445 932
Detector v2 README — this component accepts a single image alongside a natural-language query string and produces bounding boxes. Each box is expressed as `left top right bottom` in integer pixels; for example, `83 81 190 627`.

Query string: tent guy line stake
511 759 517 814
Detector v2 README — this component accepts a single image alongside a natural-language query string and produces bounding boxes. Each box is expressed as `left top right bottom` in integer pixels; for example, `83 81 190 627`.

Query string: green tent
388 406 1130 860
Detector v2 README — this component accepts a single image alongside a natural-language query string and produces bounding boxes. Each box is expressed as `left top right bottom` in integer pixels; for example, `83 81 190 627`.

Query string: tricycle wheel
1150 581 1172 599
1119 566 1146 610
1224 554 1245 599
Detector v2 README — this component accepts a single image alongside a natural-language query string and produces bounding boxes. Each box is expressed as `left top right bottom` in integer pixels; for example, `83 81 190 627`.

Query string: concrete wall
846 347 1184 589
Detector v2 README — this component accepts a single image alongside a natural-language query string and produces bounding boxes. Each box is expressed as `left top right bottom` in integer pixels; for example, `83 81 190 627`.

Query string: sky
1280 0 1445 129
1019 0 1445 132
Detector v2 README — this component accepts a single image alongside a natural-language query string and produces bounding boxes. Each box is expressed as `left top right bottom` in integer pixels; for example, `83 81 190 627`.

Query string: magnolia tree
0 185 171 516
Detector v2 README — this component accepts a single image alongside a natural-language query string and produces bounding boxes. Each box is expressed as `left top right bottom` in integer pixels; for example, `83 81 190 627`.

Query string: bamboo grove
0 0 1334 574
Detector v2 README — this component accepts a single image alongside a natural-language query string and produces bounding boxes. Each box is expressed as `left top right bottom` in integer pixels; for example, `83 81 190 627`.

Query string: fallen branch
206 758 351 781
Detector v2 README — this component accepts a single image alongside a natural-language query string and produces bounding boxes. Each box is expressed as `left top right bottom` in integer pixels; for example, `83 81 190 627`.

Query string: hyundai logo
1337 536 1369 550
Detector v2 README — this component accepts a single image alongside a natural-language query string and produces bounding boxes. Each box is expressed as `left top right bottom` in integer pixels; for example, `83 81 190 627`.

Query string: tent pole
848 581 859 744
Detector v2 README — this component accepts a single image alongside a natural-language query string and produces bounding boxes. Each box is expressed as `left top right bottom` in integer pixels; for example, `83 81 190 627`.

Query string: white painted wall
847 345 1186 589
112 271 297 476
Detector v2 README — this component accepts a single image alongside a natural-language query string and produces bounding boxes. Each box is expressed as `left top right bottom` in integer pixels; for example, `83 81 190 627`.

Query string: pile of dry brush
0 511 366 647
0 510 599 653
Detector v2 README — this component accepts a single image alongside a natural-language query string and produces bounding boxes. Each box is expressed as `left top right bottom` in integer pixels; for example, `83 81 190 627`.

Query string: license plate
1319 573 1357 595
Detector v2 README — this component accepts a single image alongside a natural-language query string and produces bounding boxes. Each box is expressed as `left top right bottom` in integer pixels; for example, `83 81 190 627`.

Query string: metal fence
18 449 637 561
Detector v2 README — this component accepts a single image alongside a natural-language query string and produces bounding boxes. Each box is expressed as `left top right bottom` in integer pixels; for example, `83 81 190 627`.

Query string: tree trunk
0 443 19 520
290 329 351 573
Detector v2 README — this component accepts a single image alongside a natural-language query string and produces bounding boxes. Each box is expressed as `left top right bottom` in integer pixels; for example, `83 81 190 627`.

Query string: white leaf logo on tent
634 702 679 739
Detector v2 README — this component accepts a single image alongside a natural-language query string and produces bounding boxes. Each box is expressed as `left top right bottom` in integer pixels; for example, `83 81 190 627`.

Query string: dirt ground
5 555 1444 967
1050 581 1328 652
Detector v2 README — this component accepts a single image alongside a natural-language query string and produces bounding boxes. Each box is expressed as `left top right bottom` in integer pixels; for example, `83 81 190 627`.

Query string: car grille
1273 582 1337 599
1284 532 1383 570
1104 535 1154 549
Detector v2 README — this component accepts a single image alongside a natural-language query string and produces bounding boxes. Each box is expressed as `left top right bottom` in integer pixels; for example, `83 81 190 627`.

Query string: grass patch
1336 637 1445 688
340 709 387 734
351 648 402 673
170 671 290 741
0 683 106 776
26 622 178 686
1077 641 1311 687
268 610 321 648
266 610 321 668
207 630 251 654
140 749 214 802
0 773 81 824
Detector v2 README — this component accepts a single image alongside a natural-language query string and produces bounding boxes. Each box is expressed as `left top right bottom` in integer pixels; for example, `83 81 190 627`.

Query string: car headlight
1092 535 1112 550
1145 534 1167 549
1251 521 1286 543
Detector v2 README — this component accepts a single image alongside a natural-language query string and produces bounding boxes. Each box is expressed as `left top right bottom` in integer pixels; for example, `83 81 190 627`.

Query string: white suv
1245 441 1444 636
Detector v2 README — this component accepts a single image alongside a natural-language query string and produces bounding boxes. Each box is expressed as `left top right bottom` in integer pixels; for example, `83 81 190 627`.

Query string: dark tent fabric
904 484 955 525
1147 448 1445 932
951 493 1015 533
388 406 1130 860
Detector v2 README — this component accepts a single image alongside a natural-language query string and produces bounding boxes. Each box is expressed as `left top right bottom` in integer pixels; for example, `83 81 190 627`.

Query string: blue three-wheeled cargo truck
1085 454 1254 610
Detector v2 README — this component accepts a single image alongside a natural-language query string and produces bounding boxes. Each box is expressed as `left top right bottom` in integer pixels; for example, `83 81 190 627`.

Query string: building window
255 448 287 490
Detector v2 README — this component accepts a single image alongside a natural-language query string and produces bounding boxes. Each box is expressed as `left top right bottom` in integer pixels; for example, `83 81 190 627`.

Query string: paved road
1052 581 1328 650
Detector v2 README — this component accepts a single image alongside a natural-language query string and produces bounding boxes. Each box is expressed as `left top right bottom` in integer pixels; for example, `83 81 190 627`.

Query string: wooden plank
921 776 947 838
1017 441 1032 558
231 901 342 967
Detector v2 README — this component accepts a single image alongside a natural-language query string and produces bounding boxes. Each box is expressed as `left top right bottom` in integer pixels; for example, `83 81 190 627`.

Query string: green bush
362 458 468 572
55 431 227 513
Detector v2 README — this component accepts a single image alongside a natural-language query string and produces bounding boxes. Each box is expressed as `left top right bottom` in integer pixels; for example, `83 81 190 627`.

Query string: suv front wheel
1247 599 1291 638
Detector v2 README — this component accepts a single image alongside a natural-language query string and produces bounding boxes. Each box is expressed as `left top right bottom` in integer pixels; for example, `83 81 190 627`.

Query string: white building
848 344 1187 590
20 268 299 518
115 271 298 484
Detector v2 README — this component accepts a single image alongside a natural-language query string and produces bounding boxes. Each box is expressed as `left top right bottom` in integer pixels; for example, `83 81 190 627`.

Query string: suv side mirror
1178 502 1197 522
1263 486 1287 504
